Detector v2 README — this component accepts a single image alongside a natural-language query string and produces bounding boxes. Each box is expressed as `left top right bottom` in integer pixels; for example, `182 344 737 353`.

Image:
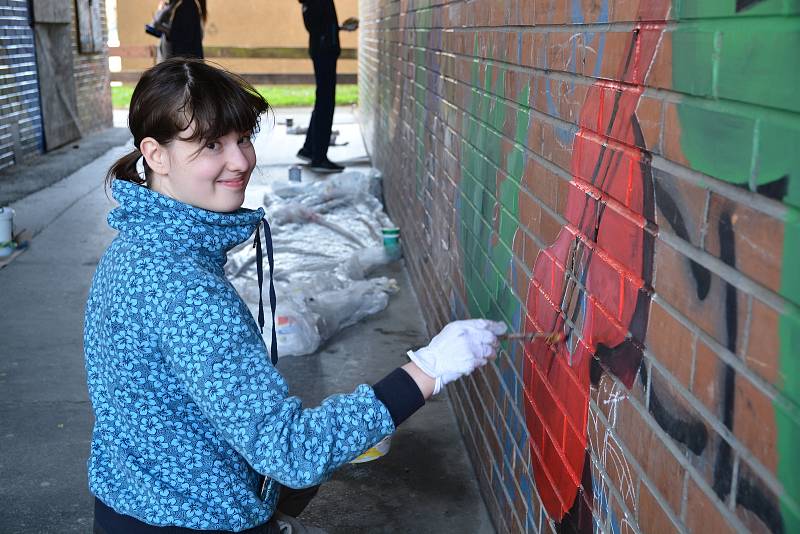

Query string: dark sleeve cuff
372 367 425 427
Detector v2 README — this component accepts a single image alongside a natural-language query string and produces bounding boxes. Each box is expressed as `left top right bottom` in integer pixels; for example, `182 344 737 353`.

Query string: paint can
288 165 302 182
0 207 14 258
381 227 400 249
350 435 392 464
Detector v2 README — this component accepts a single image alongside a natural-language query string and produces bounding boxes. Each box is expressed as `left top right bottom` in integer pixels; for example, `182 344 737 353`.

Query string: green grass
111 83 358 109
111 84 136 109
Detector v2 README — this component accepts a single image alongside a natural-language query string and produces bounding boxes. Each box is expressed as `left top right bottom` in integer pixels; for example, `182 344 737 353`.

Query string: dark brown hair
106 57 269 187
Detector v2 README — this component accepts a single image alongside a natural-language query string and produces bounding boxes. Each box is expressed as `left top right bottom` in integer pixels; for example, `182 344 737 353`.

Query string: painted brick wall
0 0 43 171
359 1 799 532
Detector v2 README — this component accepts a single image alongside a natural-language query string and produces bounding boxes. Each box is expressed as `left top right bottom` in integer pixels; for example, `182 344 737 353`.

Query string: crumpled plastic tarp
226 170 402 357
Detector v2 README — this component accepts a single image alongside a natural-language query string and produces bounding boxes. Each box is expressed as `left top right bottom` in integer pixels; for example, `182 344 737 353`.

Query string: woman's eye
205 141 219 150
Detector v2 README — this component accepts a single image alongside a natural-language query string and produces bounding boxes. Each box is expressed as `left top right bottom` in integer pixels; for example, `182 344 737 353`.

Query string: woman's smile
217 175 247 190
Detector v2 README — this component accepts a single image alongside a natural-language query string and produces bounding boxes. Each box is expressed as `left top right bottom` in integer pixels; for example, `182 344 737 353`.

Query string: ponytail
105 147 146 189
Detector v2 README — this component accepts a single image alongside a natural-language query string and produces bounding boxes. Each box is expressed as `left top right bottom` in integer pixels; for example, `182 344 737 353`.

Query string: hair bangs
179 65 269 145
108 58 271 187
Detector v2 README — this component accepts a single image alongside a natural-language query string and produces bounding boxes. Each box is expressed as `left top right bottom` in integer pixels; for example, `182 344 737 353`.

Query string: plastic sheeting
226 170 402 357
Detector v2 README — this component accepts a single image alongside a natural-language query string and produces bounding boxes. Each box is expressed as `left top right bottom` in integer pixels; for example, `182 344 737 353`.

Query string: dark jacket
300 0 340 56
165 0 204 59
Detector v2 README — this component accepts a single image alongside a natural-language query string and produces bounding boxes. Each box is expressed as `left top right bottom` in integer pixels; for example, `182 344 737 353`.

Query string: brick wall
0 0 43 171
71 0 112 135
359 1 799 533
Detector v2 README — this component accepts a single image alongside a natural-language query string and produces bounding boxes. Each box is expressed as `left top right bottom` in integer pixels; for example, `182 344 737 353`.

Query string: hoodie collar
108 180 264 265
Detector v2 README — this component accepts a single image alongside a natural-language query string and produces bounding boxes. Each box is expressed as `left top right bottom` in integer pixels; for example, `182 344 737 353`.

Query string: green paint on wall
672 15 800 206
672 2 800 530
457 36 530 327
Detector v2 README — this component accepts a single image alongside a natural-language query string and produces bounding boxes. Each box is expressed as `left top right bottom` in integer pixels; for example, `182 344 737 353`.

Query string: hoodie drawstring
253 218 279 365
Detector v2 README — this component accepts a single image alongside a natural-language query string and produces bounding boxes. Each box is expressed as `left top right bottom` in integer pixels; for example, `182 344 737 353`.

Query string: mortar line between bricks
728 454 742 511
453 176 657 339
642 346 799 506
680 469 689 522
457 374 526 533
584 443 642 534
739 295 753 360
466 376 535 534
651 155 792 220
456 395 505 533
487 340 640 533
587 384 649 532
444 384 503 531
466 368 527 520
393 38 800 123
658 230 795 313
652 294 800 427
380 41 800 147
402 64 798 229
699 188 711 249
364 6 800 25
588 395 712 533
383 73 797 325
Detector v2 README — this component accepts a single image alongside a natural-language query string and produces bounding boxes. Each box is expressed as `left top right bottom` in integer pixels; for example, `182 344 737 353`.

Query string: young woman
158 0 207 62
85 57 506 533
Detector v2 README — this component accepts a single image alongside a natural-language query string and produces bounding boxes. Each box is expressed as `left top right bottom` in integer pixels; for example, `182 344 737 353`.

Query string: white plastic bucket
0 207 14 258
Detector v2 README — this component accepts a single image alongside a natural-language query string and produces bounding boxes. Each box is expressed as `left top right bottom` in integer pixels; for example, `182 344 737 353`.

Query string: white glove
407 319 507 395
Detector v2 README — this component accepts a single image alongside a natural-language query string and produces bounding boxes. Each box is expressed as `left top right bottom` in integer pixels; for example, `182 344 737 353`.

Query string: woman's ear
140 137 170 175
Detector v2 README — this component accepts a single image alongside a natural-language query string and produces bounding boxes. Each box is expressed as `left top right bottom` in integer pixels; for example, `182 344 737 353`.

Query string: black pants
302 48 339 164
93 485 320 533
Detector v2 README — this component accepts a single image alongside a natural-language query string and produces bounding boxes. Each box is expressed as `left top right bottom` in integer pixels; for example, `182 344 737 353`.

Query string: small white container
0 207 14 258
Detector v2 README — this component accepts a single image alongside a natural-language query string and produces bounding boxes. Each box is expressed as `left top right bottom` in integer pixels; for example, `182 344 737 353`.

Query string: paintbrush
500 331 565 345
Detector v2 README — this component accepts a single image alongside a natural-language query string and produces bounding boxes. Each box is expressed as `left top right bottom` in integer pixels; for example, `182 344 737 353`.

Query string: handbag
145 0 182 38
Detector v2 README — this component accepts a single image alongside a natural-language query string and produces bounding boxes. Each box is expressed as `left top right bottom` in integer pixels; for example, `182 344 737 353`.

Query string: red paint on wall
522 4 668 521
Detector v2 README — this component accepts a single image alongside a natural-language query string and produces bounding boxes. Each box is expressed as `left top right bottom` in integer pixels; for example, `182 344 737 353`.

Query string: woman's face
145 128 257 213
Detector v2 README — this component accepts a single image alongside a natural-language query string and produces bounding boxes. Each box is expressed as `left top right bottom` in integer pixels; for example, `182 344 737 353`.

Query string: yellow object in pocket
350 436 392 463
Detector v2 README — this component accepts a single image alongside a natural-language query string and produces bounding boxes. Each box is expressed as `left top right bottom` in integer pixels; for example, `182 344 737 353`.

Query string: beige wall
116 0 359 76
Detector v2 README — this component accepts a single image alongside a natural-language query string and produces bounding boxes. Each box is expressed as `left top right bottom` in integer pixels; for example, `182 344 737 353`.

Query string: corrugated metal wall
0 0 43 171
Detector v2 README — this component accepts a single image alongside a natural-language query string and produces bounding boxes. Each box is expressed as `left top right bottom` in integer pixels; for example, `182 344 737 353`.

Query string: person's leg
276 484 321 518
300 109 315 157
309 50 337 164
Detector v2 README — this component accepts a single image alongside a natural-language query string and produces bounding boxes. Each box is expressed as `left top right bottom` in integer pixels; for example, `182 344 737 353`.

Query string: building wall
72 0 112 135
115 0 360 80
0 0 43 171
360 1 799 533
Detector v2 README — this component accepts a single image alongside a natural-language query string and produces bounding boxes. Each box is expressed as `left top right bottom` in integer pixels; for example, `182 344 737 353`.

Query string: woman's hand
406 319 507 397
340 17 359 31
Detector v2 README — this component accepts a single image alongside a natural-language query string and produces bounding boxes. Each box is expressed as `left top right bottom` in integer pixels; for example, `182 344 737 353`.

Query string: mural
521 0 662 523
364 0 799 531
516 0 797 532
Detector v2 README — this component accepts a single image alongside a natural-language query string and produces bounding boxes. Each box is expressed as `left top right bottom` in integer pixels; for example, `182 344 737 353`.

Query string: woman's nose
226 144 251 172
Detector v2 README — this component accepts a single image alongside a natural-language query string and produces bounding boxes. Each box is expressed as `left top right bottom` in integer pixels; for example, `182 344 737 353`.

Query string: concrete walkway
0 108 494 533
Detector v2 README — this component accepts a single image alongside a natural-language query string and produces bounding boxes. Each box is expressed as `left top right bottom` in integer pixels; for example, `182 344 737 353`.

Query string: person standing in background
296 0 358 174
157 0 207 61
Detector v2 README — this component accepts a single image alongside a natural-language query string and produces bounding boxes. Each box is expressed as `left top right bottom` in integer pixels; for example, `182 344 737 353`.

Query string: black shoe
309 159 345 174
296 148 312 162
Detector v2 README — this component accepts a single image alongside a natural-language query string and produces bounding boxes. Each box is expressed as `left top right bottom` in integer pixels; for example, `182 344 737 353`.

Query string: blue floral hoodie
84 181 404 531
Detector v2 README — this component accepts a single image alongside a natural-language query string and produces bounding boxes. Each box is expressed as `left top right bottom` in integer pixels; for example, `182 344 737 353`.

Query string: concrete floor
0 107 494 533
